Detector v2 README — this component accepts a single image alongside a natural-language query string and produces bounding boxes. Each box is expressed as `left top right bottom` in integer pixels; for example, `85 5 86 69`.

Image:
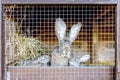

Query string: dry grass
4 9 51 65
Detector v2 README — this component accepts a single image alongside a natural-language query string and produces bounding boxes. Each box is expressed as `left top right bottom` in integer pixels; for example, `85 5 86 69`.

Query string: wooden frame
116 0 120 80
1 0 117 4
0 0 119 80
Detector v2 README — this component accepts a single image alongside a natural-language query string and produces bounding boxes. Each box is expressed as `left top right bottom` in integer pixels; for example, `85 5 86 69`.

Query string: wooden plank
117 73 120 80
7 66 115 80
116 0 120 80
117 0 120 72
1 0 117 4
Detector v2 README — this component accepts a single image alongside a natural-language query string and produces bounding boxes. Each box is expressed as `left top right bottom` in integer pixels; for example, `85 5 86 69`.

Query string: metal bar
1 0 117 4
0 0 1 80
7 66 114 68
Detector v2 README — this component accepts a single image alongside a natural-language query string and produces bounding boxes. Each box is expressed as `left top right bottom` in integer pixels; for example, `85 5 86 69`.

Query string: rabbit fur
51 18 87 66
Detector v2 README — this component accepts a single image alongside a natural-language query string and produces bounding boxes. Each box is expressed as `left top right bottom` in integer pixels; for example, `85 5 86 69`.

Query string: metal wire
3 5 115 80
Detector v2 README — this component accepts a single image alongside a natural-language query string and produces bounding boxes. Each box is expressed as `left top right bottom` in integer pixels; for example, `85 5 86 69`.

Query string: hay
6 33 51 65
14 34 50 61
4 10 51 65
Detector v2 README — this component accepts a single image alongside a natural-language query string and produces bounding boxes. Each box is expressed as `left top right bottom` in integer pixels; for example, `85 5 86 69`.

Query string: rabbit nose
64 47 69 51
63 47 70 54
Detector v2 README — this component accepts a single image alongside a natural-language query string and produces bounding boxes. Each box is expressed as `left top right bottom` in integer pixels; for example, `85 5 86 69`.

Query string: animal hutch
0 0 120 80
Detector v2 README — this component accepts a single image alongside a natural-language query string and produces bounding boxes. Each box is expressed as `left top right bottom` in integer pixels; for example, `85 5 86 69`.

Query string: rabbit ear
55 18 66 41
69 22 82 43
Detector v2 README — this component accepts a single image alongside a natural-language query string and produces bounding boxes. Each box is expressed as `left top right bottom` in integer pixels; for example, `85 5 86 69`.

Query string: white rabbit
55 18 81 57
51 18 82 66
20 60 33 66
33 55 50 66
69 54 90 67
20 55 50 66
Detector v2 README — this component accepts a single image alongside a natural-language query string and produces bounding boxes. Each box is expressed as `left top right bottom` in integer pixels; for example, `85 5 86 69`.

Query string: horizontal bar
8 66 114 68
1 0 117 4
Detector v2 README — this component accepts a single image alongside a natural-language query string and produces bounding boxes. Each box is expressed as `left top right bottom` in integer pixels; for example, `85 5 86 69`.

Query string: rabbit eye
73 58 76 60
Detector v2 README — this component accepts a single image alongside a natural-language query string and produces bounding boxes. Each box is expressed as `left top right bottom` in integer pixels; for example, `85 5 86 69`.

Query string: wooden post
116 0 120 80
92 21 98 64
0 1 5 80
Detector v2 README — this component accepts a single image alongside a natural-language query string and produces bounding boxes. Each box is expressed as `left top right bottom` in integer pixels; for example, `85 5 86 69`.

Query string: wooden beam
116 0 120 80
7 66 115 80
1 0 117 4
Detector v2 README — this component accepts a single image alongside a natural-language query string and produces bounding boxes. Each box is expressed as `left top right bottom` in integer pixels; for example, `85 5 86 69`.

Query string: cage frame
0 0 120 80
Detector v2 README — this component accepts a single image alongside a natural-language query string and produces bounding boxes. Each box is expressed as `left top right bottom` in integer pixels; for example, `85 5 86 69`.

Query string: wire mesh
3 5 116 80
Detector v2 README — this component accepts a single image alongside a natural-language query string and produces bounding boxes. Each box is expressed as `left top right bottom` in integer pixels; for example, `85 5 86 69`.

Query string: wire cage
1 0 120 80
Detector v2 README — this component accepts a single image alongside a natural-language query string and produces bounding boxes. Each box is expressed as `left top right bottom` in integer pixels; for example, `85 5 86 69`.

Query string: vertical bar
0 1 2 80
1 4 5 80
116 0 120 80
